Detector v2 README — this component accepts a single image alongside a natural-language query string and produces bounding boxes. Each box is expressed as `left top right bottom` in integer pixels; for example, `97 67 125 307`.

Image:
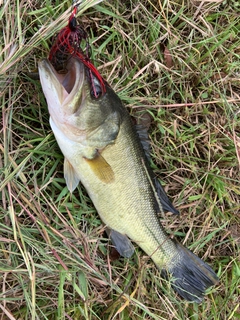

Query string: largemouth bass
38 57 218 302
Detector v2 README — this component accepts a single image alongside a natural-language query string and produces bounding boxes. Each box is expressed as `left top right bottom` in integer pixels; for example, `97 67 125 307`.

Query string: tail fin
163 242 218 303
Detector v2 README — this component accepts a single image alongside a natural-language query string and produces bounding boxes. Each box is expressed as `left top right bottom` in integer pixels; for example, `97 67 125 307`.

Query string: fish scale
39 57 218 303
97 118 174 262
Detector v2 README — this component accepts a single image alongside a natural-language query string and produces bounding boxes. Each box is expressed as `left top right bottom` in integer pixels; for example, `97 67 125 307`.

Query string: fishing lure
49 4 106 98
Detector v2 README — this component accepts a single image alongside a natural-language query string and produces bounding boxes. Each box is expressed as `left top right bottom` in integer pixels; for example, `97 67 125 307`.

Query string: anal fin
107 229 135 258
64 158 80 192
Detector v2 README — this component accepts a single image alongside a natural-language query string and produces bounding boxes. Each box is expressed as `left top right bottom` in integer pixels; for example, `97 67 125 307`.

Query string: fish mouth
39 56 85 95
56 57 85 94
39 57 86 113
46 57 86 94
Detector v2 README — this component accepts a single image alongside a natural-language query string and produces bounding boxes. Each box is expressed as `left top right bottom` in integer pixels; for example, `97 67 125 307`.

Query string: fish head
38 57 90 140
39 57 122 149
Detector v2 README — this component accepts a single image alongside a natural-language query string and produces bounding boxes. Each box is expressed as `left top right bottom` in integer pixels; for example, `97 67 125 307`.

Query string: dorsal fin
135 124 151 161
153 176 179 215
136 124 179 215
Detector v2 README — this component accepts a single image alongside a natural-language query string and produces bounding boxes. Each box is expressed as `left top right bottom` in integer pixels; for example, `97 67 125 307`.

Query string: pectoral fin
107 229 135 258
85 154 114 184
64 158 80 192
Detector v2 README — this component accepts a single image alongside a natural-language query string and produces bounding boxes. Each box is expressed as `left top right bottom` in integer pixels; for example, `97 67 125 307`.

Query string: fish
38 56 218 303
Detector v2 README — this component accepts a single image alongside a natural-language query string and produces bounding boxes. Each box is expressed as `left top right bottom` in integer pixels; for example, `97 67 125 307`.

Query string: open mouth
38 57 86 116
50 57 84 94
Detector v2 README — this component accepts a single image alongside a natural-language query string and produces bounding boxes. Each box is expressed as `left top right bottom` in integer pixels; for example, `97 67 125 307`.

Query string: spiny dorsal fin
136 124 151 161
64 158 80 192
84 153 114 184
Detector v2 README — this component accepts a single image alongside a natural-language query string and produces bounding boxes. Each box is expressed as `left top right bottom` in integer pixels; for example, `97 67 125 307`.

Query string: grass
1 0 240 319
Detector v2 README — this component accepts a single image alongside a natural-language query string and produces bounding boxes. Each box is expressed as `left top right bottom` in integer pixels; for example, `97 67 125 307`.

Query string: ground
0 0 240 319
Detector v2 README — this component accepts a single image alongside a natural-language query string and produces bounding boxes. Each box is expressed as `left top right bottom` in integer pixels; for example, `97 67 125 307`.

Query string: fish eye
91 84 102 99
